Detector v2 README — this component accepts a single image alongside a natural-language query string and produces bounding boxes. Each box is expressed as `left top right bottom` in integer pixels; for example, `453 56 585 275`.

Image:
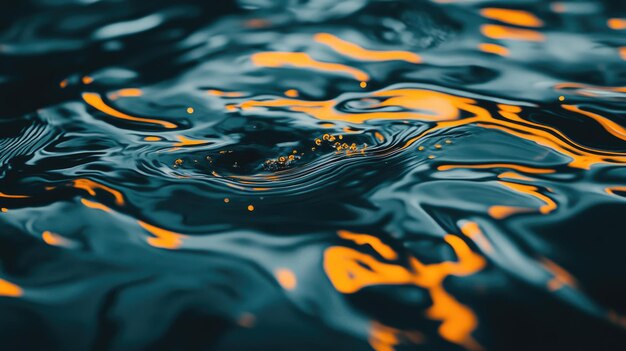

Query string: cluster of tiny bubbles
263 150 302 171
313 133 368 156
418 138 453 159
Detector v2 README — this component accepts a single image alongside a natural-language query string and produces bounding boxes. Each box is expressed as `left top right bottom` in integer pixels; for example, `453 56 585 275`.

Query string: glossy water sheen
1 0 626 350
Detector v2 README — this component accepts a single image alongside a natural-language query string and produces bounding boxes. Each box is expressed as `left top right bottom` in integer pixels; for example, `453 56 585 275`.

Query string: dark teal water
1 1 626 350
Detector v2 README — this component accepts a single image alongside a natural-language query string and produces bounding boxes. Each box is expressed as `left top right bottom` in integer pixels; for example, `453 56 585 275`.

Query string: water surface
1 0 626 350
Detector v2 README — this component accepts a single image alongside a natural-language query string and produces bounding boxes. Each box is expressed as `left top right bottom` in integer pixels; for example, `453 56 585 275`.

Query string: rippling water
1 0 626 350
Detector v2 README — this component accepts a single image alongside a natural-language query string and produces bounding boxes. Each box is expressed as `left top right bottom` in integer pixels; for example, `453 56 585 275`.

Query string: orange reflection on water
498 172 533 182
0 192 29 199
562 105 626 142
42 230 69 247
314 33 421 63
369 321 423 351
478 43 509 56
338 230 397 260
207 89 245 97
488 205 530 219
82 93 177 129
80 198 113 213
554 82 626 96
438 163 555 174
369 322 400 351
606 186 626 196
242 87 626 169
324 231 485 350
608 18 626 30
240 89 489 124
0 279 22 297
73 179 124 205
498 181 557 215
284 89 299 97
477 104 626 169
481 24 545 41
137 221 185 249
275 268 297 290
459 221 493 253
170 136 211 151
480 8 544 28
109 88 143 100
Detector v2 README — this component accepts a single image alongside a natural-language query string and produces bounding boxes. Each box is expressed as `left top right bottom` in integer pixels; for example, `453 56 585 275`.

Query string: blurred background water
1 0 626 350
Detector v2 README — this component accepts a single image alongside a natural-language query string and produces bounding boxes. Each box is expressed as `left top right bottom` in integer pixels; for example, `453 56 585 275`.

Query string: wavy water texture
0 0 626 350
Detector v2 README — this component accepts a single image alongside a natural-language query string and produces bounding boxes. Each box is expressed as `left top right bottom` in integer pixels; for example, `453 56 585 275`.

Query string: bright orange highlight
606 186 626 196
369 322 400 351
438 163 555 174
251 52 370 81
109 88 143 99
80 198 112 213
460 221 493 253
497 171 533 181
374 132 385 142
82 93 177 129
138 221 185 249
275 268 297 290
242 88 626 169
0 192 29 199
73 179 124 205
338 230 398 260
480 8 544 27
488 205 529 219
563 105 626 141
478 43 510 56
285 89 299 97
207 89 245 97
481 24 545 41
324 232 485 349
608 18 626 30
498 181 557 214
314 33 421 63
117 88 143 97
0 279 22 297
323 243 394 288
172 135 209 147
240 89 490 124
42 231 68 246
